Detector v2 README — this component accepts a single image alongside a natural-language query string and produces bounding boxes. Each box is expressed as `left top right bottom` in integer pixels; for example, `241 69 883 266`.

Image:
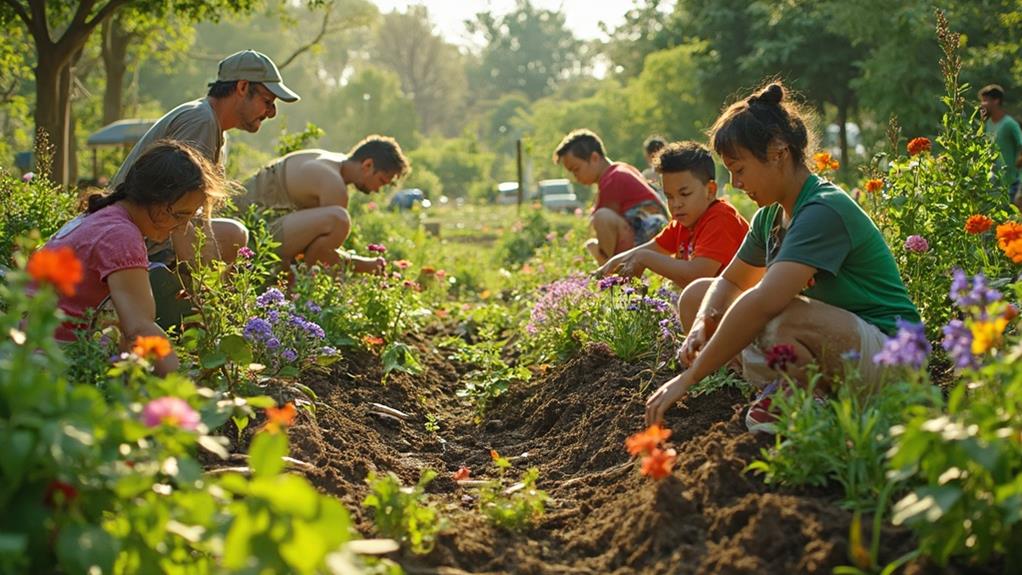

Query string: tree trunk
34 49 70 184
101 15 130 125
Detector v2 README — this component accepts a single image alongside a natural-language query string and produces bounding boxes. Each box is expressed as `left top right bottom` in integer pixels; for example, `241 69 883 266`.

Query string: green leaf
200 351 227 369
56 524 119 575
249 432 288 478
219 334 253 365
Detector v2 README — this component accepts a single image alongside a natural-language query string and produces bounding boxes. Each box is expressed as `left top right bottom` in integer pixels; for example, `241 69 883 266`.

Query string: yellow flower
970 317 1008 355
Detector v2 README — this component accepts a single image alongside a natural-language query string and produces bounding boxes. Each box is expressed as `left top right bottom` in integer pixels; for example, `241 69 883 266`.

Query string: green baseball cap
214 50 300 103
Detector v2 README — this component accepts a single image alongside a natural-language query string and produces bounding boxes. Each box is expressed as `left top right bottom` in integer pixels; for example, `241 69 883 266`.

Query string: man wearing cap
110 49 300 266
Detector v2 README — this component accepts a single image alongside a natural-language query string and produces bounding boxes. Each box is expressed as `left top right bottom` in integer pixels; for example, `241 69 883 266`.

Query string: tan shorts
740 313 888 388
240 159 295 240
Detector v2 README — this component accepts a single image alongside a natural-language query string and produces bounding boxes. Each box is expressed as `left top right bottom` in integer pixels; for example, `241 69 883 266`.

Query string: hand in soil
678 318 712 366
645 372 693 425
350 255 386 275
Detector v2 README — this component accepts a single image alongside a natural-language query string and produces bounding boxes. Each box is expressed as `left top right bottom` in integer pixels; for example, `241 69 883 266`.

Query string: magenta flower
904 235 929 253
21 172 34 183
141 397 200 430
237 246 255 259
367 243 387 254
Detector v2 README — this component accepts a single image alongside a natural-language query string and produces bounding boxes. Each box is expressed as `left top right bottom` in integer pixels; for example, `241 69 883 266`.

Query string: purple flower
305 301 322 314
941 319 977 369
658 317 680 341
282 348 298 362
526 274 593 332
21 172 34 183
872 319 931 369
267 310 280 323
949 268 1001 311
320 346 339 356
237 246 255 259
265 337 281 350
597 275 628 291
256 288 286 308
640 296 673 314
904 235 929 253
243 317 274 342
841 349 861 362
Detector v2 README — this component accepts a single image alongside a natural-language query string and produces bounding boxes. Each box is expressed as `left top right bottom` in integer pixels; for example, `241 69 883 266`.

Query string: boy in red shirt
596 141 749 290
554 129 669 264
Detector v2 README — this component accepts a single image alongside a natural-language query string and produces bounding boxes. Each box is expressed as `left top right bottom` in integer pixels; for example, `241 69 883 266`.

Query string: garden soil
278 339 972 575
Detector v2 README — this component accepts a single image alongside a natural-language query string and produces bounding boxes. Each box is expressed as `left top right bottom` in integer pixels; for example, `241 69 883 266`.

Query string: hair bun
748 83 784 106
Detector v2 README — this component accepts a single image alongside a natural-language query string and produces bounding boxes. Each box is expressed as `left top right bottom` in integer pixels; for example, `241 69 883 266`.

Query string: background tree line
0 0 1020 199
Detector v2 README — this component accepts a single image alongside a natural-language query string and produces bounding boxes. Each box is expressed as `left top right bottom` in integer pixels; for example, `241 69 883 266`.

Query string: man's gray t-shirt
110 98 224 189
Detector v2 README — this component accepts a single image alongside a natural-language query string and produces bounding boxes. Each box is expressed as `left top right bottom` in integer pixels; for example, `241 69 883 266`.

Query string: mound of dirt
280 341 953 574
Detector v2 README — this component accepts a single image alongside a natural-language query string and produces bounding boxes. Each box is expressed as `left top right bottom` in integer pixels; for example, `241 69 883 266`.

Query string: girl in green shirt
645 82 919 432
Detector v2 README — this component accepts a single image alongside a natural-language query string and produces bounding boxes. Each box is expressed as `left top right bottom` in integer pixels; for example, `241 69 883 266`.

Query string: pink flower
367 243 387 254
237 246 255 259
21 172 34 183
366 201 378 211
141 397 200 430
904 235 930 253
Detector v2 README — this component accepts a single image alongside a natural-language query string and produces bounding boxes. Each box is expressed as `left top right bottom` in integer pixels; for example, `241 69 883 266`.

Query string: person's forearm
640 252 716 286
697 276 743 326
687 288 775 381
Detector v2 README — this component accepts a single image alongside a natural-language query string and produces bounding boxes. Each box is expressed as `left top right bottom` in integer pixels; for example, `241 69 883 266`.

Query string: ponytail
85 185 128 214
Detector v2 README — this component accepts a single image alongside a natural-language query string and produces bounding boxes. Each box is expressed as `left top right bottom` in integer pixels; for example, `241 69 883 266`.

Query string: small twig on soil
557 461 633 488
368 402 411 420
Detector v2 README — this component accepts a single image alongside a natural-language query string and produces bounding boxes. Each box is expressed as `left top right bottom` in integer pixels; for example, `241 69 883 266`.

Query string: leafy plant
450 340 531 419
363 469 444 555
478 452 549 532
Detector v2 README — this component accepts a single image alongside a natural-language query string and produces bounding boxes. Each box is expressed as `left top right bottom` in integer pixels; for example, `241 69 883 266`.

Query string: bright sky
371 0 634 47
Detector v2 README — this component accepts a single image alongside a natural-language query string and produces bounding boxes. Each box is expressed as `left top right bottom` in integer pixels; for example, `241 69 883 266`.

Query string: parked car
389 188 426 211
495 181 519 205
538 178 581 212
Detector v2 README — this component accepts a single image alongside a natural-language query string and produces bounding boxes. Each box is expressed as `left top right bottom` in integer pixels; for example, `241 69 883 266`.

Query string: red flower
640 447 676 480
964 215 993 235
362 335 385 347
43 480 78 508
864 179 883 194
765 343 798 372
907 137 931 156
625 424 672 456
28 246 83 297
453 467 471 481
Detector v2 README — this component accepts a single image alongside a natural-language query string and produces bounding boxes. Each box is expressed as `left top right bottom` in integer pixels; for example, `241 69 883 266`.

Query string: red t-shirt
44 203 149 341
594 162 664 215
654 199 749 269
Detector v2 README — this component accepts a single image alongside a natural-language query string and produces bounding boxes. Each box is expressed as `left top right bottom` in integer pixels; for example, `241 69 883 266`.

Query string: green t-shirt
986 115 1022 187
736 175 920 335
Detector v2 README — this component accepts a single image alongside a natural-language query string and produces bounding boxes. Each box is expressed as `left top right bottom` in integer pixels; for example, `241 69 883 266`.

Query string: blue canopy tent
85 119 154 180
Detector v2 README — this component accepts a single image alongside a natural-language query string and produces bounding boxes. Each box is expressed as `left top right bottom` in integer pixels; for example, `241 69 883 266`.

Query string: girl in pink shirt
45 140 226 375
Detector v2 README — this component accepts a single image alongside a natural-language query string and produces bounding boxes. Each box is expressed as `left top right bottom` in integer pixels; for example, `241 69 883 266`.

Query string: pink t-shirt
594 162 665 215
45 203 149 340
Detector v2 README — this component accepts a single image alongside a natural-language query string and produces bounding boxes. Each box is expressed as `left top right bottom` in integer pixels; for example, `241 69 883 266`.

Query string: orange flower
27 246 83 297
420 265 436 275
394 259 411 270
864 179 883 194
640 447 676 480
362 335 385 346
490 449 501 461
295 253 305 262
907 137 931 156
964 215 993 235
813 151 839 173
996 222 1022 264
265 403 297 433
453 466 471 481
132 335 172 359
625 424 672 456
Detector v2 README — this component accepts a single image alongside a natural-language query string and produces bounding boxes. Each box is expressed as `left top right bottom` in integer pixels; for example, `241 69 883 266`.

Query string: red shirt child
654 199 749 269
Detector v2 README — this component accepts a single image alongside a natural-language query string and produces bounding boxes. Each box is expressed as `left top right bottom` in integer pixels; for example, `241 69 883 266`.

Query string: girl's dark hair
709 82 816 167
86 140 227 217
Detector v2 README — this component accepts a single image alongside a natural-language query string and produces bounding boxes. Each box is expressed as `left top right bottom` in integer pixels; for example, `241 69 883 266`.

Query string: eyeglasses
164 204 197 224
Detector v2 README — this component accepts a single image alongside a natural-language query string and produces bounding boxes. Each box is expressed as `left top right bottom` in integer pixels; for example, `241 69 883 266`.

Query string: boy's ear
707 180 718 195
589 151 601 163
